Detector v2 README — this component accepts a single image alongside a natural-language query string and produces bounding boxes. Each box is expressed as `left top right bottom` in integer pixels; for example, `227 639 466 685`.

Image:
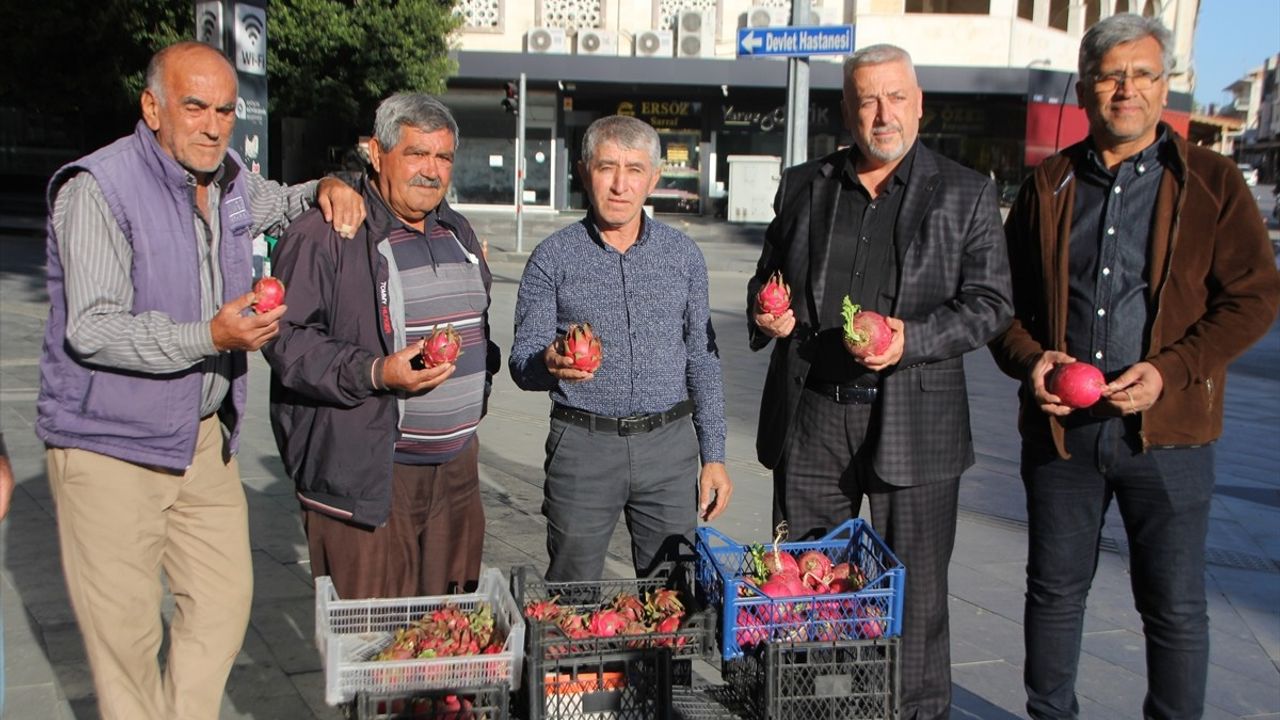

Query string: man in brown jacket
991 14 1280 720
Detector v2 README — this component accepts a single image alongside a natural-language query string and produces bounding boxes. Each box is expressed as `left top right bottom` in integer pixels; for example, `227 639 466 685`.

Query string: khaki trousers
47 416 253 720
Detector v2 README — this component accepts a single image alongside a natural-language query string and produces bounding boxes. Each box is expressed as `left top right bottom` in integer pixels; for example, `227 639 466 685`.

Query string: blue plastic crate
695 519 905 661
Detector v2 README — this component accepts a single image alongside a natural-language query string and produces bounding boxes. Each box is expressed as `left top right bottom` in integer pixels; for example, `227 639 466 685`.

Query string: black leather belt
551 399 694 436
806 379 879 405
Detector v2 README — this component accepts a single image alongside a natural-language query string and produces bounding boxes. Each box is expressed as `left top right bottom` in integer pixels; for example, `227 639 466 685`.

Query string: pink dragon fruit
756 270 792 316
1047 361 1106 409
760 572 808 598
587 608 628 638
562 323 603 373
421 324 462 367
252 276 285 313
841 296 893 359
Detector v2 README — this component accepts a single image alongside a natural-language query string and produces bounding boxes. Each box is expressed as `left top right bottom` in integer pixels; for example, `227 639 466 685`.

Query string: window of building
905 0 992 12
1115 0 1130 13
1142 0 1158 17
1017 0 1034 20
655 0 719 32
539 0 604 32
440 89 557 207
456 0 502 32
1048 0 1069 30
916 94 1028 191
1085 0 1100 28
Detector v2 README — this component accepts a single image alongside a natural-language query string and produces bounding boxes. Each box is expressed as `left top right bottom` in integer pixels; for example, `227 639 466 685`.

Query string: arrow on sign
739 30 764 54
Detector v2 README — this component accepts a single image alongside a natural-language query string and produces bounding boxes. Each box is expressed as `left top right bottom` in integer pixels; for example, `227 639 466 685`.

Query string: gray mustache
409 176 441 188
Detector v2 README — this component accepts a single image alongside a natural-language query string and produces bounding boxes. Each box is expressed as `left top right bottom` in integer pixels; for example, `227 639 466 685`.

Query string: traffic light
501 81 519 116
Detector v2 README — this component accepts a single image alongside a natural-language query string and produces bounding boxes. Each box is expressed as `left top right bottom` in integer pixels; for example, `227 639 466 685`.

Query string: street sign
737 25 855 58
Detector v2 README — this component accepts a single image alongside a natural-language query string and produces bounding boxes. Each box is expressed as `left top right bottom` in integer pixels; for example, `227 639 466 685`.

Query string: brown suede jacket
990 126 1280 456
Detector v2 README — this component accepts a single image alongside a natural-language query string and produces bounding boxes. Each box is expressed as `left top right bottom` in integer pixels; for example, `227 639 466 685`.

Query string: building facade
442 0 1198 214
1222 54 1280 182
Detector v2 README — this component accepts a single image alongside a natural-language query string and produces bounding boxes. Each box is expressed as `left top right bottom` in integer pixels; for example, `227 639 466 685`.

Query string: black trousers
775 387 960 720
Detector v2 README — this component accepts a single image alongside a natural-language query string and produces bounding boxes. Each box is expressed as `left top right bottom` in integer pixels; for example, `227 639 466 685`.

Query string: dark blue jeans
1022 418 1213 720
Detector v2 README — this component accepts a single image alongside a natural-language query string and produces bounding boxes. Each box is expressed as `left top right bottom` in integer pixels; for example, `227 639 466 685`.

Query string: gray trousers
542 415 700 581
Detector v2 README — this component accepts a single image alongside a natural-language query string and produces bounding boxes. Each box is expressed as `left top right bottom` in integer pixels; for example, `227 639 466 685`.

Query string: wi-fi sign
241 14 263 48
198 12 218 42
194 2 223 49
234 5 267 76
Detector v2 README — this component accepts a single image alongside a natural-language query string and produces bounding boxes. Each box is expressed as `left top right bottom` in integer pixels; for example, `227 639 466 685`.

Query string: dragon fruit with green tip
841 295 892 360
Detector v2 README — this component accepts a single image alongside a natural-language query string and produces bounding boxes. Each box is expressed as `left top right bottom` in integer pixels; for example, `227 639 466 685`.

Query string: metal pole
516 72 527 253
784 0 811 169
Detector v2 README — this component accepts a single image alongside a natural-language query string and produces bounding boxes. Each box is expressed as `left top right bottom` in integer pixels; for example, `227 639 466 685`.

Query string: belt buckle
617 415 646 436
834 385 875 404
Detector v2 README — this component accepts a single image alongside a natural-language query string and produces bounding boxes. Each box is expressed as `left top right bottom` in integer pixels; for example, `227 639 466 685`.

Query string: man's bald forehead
146 41 236 99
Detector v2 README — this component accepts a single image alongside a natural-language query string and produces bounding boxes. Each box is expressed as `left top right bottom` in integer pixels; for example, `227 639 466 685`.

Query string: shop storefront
918 94 1027 199
439 88 559 209
563 95 708 214
445 53 1191 217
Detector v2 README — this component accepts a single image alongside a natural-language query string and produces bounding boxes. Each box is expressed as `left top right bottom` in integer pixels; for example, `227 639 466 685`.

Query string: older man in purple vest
36 41 362 720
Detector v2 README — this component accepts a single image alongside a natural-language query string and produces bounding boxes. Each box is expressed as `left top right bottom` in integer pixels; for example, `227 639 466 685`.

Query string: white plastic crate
316 568 525 705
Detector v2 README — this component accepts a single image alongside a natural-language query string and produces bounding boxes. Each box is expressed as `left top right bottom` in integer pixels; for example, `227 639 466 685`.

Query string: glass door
650 130 701 214
521 127 553 208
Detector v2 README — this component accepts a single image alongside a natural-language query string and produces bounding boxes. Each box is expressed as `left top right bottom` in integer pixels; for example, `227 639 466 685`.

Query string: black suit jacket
748 144 1012 485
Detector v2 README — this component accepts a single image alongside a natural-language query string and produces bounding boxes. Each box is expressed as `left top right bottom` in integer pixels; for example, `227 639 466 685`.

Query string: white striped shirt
52 169 318 416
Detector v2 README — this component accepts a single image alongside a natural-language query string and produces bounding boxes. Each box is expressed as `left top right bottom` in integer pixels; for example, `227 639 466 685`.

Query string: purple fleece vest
36 121 255 470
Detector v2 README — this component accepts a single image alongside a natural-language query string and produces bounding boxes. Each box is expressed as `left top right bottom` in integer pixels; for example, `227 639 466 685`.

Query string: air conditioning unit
526 26 568 54
576 29 618 56
804 5 842 25
676 9 715 58
633 29 674 58
747 5 789 28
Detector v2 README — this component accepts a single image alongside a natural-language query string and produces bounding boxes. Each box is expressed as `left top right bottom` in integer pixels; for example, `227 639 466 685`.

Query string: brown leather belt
551 399 694 436
805 379 879 405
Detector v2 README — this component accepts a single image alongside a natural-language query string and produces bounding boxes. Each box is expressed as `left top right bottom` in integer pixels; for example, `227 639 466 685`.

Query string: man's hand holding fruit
1032 352 1163 417
754 270 797 339
544 322 602 382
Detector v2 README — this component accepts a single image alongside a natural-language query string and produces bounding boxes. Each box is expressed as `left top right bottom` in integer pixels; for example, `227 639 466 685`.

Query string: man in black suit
747 44 1012 720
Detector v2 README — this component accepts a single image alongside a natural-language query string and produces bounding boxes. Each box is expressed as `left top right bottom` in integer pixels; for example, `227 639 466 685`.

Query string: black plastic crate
348 683 510 719
511 565 713 720
532 650 672 720
722 638 899 720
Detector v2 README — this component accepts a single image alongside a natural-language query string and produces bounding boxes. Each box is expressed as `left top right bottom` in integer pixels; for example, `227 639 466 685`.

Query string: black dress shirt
806 145 913 384
1066 130 1171 376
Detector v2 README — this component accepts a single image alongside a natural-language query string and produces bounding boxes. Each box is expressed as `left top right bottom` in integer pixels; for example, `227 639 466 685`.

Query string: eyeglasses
1090 70 1165 93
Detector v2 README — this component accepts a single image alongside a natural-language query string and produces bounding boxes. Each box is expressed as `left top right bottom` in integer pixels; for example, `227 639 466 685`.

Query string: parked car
1238 163 1259 186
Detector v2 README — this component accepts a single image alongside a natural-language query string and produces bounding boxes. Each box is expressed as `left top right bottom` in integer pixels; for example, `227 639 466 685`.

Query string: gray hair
1078 13 1173 79
373 93 460 151
843 44 917 84
146 41 235 104
581 115 661 167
